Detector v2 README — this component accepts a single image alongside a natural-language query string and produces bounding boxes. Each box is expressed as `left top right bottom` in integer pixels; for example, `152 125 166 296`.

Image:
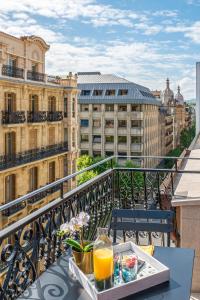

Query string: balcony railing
2 201 26 217
27 70 45 82
0 142 68 171
27 111 47 123
1 155 200 298
2 65 24 79
47 111 63 122
2 111 26 124
47 75 61 84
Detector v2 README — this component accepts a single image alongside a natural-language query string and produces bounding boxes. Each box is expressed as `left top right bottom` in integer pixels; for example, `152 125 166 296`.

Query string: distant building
78 72 162 167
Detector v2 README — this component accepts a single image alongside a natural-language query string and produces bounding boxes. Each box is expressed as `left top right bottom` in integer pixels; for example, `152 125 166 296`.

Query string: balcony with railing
2 111 26 124
2 65 24 79
47 111 63 122
0 155 199 299
27 111 47 123
0 142 68 171
27 70 45 82
2 201 26 217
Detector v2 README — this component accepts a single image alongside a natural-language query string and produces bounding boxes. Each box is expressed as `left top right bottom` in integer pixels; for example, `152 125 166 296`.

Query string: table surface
18 247 194 300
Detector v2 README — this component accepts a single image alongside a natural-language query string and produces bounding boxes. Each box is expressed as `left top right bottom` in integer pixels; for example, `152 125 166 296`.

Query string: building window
49 161 56 183
5 132 16 157
72 98 76 118
93 151 101 157
118 152 127 157
72 128 76 147
105 89 115 96
105 135 114 143
131 152 141 156
131 120 142 127
118 89 128 96
63 157 68 176
118 105 127 112
48 96 56 112
80 104 89 111
81 150 89 155
49 127 55 145
131 105 141 112
29 94 39 111
80 119 89 127
5 92 16 112
81 134 89 142
131 136 142 143
5 174 16 203
93 104 101 112
105 119 114 128
93 119 101 128
64 97 68 117
118 120 127 128
105 151 114 156
29 129 37 150
118 136 127 144
29 167 38 192
105 104 114 111
93 90 103 96
93 135 101 143
81 90 91 96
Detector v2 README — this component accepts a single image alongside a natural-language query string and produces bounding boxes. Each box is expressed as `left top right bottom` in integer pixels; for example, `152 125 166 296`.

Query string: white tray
69 241 170 300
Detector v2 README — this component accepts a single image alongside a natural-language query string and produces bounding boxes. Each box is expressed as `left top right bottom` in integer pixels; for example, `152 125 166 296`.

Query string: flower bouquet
58 212 93 274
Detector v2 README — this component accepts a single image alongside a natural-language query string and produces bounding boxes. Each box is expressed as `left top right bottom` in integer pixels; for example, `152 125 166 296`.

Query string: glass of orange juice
93 228 114 291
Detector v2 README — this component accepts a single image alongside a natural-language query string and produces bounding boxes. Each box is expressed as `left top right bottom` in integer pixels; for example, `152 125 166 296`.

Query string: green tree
77 155 94 170
77 170 98 185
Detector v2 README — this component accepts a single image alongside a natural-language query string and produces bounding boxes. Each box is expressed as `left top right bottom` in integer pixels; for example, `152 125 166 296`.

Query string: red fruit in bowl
126 256 137 268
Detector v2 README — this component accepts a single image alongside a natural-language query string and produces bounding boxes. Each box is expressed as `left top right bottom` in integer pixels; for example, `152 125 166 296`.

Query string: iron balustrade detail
27 71 45 82
1 154 200 298
2 202 26 217
28 185 61 204
2 65 24 79
47 75 61 84
27 111 47 123
0 170 113 299
2 111 26 124
47 111 63 122
0 142 68 171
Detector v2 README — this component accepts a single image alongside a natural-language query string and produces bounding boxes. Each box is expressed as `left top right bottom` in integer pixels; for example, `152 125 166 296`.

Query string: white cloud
166 21 200 44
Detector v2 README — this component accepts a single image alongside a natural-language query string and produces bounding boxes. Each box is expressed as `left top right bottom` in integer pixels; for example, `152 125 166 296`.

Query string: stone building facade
78 72 162 167
0 32 78 229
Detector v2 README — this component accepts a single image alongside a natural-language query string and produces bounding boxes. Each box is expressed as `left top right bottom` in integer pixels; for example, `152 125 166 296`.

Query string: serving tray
69 241 170 300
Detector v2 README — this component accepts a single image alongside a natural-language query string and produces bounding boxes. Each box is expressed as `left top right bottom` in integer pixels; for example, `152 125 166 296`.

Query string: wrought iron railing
2 201 26 217
27 111 47 123
47 111 63 122
47 75 61 84
1 155 200 299
2 65 24 79
2 111 26 124
0 142 68 171
27 70 45 82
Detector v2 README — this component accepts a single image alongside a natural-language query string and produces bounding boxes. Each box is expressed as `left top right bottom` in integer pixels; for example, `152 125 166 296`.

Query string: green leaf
64 239 83 252
83 243 93 252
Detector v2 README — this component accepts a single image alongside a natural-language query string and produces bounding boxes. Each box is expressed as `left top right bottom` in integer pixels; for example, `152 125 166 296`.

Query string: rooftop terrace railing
1 154 200 299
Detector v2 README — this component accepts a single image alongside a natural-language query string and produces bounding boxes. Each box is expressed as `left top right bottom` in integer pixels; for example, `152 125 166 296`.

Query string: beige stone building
78 72 162 167
0 32 78 228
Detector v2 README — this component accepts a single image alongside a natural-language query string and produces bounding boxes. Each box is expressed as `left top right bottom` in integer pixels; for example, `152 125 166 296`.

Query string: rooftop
78 72 161 105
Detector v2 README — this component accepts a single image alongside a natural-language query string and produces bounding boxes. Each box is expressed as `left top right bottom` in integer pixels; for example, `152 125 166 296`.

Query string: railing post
143 172 148 209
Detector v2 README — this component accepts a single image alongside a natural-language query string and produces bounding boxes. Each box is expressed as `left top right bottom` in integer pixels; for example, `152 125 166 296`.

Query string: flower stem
80 228 84 249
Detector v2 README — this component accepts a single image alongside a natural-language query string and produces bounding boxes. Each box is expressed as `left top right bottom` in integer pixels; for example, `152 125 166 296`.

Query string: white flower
60 223 70 233
78 212 90 226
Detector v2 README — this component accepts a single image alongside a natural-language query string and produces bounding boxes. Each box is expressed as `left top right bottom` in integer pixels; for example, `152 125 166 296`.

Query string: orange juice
93 248 113 280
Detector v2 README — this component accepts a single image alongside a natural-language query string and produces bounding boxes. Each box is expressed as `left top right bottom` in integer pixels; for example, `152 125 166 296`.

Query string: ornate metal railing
1 155 200 299
47 111 63 122
27 71 45 82
0 142 68 171
2 65 24 79
47 75 61 84
27 111 47 123
2 111 26 124
2 201 26 217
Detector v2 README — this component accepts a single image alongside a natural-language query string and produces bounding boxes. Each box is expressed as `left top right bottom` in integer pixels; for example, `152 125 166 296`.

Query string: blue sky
0 0 200 99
